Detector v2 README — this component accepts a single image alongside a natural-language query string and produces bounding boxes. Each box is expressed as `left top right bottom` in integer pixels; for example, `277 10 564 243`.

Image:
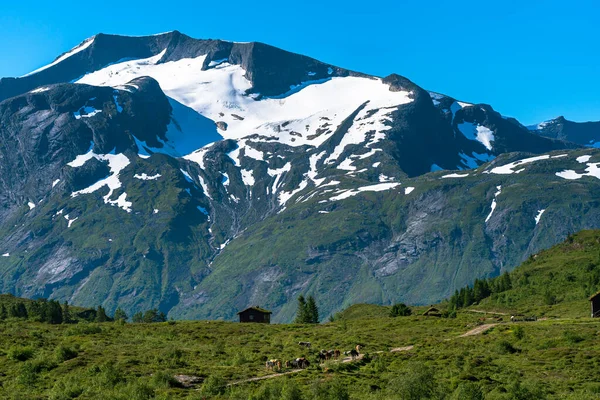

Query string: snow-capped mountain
0 31 599 321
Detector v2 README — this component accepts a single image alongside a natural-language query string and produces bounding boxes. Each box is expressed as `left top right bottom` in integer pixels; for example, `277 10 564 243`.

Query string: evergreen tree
294 295 309 323
462 287 474 308
114 307 128 322
132 312 144 323
96 306 108 322
142 309 166 323
15 302 28 319
0 304 6 320
62 301 71 324
45 300 63 324
306 296 319 323
390 303 412 317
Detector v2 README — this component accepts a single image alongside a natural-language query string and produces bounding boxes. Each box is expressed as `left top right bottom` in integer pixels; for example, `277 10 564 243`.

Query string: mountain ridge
0 31 599 322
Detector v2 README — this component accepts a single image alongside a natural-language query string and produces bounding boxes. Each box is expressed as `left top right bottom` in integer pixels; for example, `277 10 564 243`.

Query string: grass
3 231 600 398
1 312 600 399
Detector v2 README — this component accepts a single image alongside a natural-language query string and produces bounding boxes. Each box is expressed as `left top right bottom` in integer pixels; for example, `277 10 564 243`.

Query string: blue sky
0 0 598 125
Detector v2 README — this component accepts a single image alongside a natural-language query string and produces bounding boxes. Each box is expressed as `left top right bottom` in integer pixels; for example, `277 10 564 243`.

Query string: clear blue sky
1 0 598 125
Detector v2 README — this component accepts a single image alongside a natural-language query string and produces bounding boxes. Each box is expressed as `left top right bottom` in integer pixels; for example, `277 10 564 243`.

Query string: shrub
452 382 484 400
8 346 35 361
65 324 102 336
512 325 525 340
49 379 85 400
390 303 412 317
387 363 436 400
55 345 78 362
18 361 40 385
121 381 155 400
152 371 177 389
563 330 585 344
281 380 303 400
507 381 546 399
497 340 519 354
200 374 226 396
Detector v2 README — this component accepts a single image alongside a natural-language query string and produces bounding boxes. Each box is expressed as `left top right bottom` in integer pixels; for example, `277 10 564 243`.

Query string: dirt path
390 345 415 352
458 323 498 337
468 309 509 316
228 369 303 386
220 324 498 387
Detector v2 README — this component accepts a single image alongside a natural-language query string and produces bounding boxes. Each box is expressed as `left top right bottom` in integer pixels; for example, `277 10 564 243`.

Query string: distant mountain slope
529 116 600 147
451 230 600 318
0 32 598 322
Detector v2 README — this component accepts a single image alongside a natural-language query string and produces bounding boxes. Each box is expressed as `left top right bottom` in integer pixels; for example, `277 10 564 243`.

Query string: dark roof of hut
237 306 272 315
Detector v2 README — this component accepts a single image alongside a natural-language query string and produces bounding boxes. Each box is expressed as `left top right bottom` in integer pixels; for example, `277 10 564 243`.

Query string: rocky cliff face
0 32 598 321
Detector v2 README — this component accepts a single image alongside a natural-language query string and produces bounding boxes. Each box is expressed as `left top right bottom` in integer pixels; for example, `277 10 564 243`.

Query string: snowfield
76 51 413 150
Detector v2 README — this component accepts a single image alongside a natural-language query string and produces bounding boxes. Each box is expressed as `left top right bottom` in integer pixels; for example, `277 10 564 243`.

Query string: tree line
448 271 512 310
0 296 167 325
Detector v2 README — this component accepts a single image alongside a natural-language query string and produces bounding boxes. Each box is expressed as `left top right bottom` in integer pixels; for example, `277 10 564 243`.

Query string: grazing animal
356 345 362 353
285 360 292 369
298 341 312 348
296 357 310 369
327 350 335 360
318 352 327 362
266 359 281 371
350 349 359 360
334 349 341 359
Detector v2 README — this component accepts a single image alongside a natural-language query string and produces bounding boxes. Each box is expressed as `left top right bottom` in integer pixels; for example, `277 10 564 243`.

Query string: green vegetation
447 230 600 317
389 303 412 317
1 230 600 398
294 296 320 324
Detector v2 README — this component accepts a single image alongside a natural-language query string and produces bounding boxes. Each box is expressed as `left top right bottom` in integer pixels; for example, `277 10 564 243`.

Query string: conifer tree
294 295 308 323
62 301 71 324
306 296 319 323
0 304 6 320
96 306 108 322
114 307 128 322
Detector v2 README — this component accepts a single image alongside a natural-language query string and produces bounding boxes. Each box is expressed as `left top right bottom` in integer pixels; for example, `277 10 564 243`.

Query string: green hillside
1 231 600 399
447 230 600 318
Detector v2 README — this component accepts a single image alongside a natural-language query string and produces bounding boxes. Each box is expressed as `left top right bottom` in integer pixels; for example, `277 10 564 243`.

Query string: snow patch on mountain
577 155 592 163
489 155 551 175
485 185 502 223
442 173 469 178
556 162 600 180
535 209 545 225
267 163 291 194
328 182 400 202
134 173 161 181
76 53 412 149
457 122 495 150
69 148 132 213
241 169 255 186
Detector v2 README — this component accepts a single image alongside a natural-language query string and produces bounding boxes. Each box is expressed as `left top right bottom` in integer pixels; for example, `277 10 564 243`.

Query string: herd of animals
265 342 362 371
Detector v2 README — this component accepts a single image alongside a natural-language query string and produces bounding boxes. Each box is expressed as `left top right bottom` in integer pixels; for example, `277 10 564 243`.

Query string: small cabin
237 306 272 323
589 291 600 318
422 306 442 317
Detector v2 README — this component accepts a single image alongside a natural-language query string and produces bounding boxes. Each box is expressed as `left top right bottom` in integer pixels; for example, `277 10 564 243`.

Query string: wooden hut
422 306 442 317
237 306 272 323
589 291 600 317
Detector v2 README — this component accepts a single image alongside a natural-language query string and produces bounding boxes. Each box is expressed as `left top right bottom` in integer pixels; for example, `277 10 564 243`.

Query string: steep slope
451 229 600 318
180 150 600 321
0 32 598 322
